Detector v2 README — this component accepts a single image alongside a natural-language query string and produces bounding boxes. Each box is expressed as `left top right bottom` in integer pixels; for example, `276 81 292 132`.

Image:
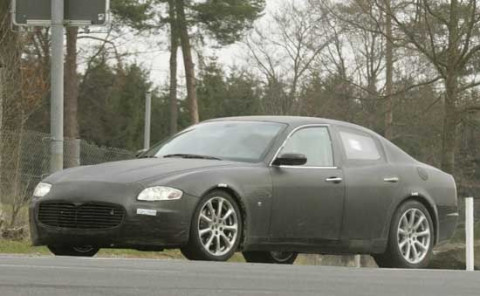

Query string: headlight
137 186 183 201
33 182 52 198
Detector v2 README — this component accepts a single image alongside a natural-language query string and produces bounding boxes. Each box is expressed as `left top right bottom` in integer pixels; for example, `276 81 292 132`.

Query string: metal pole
50 0 65 174
144 92 152 150
465 197 474 271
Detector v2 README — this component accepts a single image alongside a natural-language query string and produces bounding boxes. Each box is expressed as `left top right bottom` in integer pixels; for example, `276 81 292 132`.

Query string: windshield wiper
163 154 222 160
139 155 158 159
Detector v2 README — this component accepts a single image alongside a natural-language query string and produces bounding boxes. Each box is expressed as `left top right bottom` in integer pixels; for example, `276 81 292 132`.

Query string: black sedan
30 116 458 268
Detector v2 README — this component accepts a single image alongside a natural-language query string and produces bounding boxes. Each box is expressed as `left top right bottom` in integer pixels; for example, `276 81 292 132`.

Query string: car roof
208 116 417 164
207 116 371 132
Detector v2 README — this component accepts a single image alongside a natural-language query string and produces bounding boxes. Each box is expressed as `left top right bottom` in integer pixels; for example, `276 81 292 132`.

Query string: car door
269 125 345 242
336 127 401 241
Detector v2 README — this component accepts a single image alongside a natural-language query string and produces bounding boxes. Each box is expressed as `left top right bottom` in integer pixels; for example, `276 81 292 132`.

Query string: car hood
45 158 238 185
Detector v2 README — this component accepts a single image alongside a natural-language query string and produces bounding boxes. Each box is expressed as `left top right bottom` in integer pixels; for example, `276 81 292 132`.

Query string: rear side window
339 131 381 160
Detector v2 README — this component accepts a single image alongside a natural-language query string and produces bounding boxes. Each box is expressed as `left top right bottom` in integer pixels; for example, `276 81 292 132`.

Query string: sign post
12 0 110 174
12 0 109 27
50 0 64 173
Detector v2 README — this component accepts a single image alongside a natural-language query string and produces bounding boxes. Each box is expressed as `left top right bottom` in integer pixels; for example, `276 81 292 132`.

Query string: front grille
38 202 125 229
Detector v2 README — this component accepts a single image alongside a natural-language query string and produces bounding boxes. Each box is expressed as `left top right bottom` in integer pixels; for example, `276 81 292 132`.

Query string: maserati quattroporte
30 116 458 268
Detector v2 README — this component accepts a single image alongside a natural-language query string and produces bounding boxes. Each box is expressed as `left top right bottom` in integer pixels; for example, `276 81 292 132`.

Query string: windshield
144 121 285 163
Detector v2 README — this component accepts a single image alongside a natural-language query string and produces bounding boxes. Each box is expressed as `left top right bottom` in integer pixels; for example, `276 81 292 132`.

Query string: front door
269 126 345 241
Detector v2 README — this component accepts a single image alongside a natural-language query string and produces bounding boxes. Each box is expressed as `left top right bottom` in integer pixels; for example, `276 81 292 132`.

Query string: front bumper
29 182 198 249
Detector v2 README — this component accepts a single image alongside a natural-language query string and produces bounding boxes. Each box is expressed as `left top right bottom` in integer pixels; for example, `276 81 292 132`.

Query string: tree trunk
441 74 458 175
9 111 24 228
384 0 394 140
176 0 199 124
440 0 459 175
0 63 4 156
65 27 80 168
0 63 4 205
168 0 179 134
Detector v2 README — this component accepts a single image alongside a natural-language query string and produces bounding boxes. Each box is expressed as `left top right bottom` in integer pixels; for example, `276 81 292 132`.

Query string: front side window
280 127 334 167
339 131 381 160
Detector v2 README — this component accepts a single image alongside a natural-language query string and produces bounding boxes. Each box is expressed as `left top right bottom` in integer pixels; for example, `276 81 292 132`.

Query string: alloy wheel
397 208 431 264
270 251 296 263
197 196 239 256
72 246 95 253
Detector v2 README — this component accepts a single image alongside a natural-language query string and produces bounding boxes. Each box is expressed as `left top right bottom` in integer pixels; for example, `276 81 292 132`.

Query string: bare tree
245 1 333 115
374 0 480 174
312 0 387 129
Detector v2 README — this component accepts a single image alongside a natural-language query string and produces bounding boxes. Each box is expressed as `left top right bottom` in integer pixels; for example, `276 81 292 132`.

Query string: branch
458 44 480 70
459 80 480 92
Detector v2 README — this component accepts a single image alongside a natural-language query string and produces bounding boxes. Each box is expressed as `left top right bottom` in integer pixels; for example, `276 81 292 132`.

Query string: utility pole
144 92 152 150
50 0 65 173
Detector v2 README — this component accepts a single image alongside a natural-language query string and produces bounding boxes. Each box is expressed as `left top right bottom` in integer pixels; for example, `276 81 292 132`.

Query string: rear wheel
181 190 242 261
48 245 99 257
243 251 297 264
374 200 434 268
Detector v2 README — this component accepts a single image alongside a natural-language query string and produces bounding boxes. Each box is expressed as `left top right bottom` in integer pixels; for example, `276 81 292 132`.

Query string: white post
144 92 152 150
354 255 361 268
465 197 474 271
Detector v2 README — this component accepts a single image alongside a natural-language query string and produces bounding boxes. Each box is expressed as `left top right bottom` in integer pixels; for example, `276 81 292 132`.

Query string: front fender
155 166 274 243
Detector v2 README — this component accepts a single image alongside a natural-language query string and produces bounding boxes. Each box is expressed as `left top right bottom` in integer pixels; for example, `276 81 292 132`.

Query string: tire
48 245 99 257
374 200 434 268
181 190 242 261
243 251 297 264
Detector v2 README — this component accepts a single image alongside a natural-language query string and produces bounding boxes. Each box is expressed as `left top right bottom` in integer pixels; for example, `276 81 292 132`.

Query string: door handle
326 177 343 183
384 177 399 183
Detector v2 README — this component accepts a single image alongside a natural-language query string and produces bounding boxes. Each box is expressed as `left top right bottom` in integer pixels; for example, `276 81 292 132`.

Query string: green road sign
12 0 110 26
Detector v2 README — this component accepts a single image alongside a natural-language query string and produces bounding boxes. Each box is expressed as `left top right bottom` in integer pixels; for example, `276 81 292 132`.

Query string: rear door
336 127 400 241
269 125 345 241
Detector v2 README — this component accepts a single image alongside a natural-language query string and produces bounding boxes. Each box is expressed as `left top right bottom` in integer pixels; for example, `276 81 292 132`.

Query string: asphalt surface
0 255 478 296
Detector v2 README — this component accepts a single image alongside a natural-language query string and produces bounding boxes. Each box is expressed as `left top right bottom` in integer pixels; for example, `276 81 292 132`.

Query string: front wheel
374 200 434 268
48 245 99 257
181 190 242 261
243 251 297 264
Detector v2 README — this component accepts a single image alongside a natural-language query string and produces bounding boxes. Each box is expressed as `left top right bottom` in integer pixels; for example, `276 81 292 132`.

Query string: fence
0 129 135 227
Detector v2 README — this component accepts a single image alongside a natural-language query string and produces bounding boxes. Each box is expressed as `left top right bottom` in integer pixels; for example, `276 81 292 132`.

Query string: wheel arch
200 184 248 249
390 193 439 246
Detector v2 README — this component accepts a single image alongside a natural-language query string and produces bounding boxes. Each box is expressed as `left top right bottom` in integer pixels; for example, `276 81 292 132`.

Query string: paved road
0 255 478 296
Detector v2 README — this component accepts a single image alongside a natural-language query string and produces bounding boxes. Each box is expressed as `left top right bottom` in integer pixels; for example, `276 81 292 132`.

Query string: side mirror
272 153 307 166
136 149 148 158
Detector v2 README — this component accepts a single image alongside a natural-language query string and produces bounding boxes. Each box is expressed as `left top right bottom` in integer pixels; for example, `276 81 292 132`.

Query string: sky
97 0 281 89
